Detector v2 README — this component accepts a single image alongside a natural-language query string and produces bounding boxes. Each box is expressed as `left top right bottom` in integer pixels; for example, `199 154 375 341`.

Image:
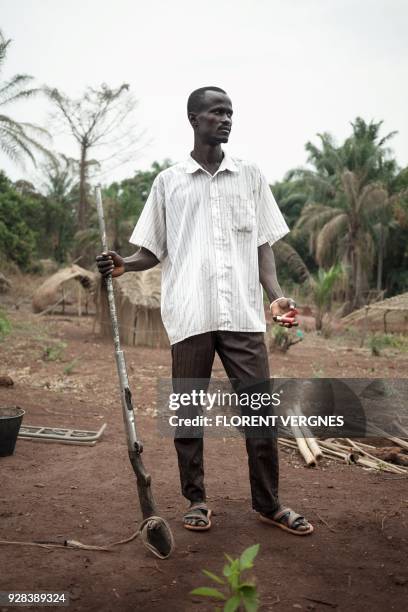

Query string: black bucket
0 406 25 457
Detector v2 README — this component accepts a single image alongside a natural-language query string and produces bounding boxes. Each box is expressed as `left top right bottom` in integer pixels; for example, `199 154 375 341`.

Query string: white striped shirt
129 152 289 344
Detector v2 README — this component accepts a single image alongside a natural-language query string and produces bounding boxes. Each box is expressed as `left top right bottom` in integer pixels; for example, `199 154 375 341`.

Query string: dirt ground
0 296 407 612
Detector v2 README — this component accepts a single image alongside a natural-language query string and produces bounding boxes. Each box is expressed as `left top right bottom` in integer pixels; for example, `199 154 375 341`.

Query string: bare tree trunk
353 244 365 309
349 225 364 310
376 224 384 291
315 310 323 331
78 141 88 230
113 199 121 252
349 246 357 306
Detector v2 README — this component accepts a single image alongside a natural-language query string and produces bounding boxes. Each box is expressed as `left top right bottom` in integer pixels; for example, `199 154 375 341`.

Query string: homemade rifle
95 186 174 559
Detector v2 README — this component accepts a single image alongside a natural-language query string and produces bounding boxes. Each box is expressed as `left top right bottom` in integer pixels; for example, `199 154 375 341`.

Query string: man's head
187 86 233 145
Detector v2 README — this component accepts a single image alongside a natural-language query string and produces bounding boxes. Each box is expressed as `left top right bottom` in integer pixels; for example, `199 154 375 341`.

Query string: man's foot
259 506 313 535
183 502 212 531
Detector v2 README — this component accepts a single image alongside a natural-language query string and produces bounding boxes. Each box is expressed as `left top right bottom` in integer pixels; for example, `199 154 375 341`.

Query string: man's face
190 91 233 144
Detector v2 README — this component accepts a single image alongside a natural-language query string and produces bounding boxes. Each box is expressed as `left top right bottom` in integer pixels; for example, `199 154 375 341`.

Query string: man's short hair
187 86 227 115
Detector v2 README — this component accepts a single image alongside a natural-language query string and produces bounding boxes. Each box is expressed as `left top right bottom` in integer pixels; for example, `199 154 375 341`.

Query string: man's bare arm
96 248 159 277
258 243 298 327
257 243 283 303
123 248 159 272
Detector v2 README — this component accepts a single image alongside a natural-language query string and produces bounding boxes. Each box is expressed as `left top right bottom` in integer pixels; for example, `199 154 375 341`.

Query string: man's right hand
96 251 125 278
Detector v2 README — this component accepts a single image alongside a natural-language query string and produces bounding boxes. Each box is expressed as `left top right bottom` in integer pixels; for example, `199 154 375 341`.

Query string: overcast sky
1 0 407 186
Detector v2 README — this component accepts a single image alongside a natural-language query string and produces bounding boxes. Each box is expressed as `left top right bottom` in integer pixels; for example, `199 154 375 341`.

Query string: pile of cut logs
279 430 408 475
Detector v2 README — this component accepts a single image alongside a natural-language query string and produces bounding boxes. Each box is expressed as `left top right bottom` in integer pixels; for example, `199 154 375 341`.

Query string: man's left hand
270 297 298 327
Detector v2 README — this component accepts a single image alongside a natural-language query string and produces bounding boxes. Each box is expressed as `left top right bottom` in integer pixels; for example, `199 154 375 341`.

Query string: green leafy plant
191 544 260 611
42 340 67 361
268 326 303 353
63 357 81 375
368 333 408 356
312 365 325 378
0 308 11 341
311 264 344 331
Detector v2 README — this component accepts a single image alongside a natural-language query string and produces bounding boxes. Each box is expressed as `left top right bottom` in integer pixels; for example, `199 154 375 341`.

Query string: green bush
0 309 11 341
368 333 408 356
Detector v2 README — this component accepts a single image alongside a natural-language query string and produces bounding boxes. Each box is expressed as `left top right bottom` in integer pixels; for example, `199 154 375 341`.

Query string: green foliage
2 39 408 307
0 169 77 268
0 173 37 268
41 340 67 362
0 156 172 270
312 365 325 377
271 176 316 282
268 326 303 353
312 265 344 310
290 118 408 308
191 544 260 612
311 264 344 331
368 333 408 356
40 156 78 262
63 357 81 375
0 308 11 341
104 159 172 251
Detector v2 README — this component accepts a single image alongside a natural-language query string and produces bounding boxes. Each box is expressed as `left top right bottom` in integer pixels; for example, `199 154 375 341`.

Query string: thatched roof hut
342 292 408 333
32 264 96 314
96 265 169 348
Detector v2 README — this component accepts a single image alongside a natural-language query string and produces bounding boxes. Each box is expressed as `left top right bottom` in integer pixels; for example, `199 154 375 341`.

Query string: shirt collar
185 151 238 174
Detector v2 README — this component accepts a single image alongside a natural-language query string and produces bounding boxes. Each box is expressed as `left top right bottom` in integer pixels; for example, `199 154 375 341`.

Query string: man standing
97 86 313 536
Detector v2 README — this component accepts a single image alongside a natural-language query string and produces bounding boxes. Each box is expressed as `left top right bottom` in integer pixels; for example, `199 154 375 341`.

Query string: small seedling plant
0 309 11 342
191 543 260 611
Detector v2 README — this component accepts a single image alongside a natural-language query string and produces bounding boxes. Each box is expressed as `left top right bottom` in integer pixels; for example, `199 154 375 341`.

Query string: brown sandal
259 507 313 536
183 504 212 531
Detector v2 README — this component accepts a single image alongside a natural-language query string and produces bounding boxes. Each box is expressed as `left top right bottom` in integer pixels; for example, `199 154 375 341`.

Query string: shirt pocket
229 196 256 233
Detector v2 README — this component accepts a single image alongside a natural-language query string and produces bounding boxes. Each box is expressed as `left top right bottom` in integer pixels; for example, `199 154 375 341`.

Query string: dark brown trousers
172 331 280 514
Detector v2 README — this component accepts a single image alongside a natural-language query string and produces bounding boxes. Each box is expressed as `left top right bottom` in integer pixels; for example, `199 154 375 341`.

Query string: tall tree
45 83 140 229
0 30 52 167
68 160 172 267
271 171 316 279
295 118 398 310
39 156 78 261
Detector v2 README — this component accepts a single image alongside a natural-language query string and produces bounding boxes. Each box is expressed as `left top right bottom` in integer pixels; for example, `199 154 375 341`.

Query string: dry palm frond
296 203 343 254
274 240 311 284
315 213 348 267
0 30 53 167
0 29 11 65
296 203 343 233
0 118 54 167
0 74 37 103
340 170 359 210
358 183 388 215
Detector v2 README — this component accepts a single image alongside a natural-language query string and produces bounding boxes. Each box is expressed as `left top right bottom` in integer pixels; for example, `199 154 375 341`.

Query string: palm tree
38 156 78 261
295 119 397 311
271 172 309 228
311 264 344 330
0 30 52 167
